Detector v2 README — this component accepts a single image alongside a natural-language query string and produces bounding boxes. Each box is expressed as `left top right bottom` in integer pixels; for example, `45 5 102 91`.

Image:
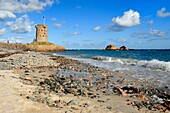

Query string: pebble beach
0 49 169 113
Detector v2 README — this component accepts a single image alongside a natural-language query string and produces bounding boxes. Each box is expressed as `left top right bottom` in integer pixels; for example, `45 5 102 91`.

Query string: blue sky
0 0 170 49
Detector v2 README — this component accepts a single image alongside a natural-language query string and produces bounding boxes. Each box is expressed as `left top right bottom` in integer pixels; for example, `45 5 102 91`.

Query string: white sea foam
137 59 170 72
92 56 136 65
92 56 112 62
92 56 170 72
52 53 57 56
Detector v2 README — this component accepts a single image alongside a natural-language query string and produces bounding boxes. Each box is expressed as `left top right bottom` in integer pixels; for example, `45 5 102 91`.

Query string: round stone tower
35 24 48 42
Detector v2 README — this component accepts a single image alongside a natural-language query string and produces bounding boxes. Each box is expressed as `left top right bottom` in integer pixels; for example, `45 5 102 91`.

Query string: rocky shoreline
0 50 169 113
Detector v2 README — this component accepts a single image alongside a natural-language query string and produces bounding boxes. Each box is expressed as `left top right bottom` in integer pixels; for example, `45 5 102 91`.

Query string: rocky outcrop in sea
105 44 129 50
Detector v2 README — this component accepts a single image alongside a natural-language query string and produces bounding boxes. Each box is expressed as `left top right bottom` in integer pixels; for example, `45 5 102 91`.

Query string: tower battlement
35 24 48 42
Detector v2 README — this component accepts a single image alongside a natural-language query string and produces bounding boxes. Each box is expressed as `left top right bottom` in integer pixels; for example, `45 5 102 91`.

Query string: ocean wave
92 56 170 72
137 59 170 72
92 56 136 65
92 56 112 62
52 53 57 56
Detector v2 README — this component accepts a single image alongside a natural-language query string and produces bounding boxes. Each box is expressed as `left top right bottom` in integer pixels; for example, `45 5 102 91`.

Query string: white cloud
0 0 59 13
147 20 154 25
6 22 13 26
72 32 81 36
132 29 166 39
149 29 166 37
93 26 101 31
54 23 62 28
132 31 148 39
112 9 140 27
0 28 6 36
51 17 57 21
157 7 170 17
63 31 81 37
7 36 25 43
0 11 16 20
0 36 25 43
6 14 33 34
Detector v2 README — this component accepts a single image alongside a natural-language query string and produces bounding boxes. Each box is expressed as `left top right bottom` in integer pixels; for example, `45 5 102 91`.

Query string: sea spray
137 59 170 72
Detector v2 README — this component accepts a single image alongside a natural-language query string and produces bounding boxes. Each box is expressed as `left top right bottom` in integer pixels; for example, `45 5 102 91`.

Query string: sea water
51 49 170 87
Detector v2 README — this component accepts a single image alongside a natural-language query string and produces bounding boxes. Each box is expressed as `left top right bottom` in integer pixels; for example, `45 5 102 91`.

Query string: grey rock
67 100 78 106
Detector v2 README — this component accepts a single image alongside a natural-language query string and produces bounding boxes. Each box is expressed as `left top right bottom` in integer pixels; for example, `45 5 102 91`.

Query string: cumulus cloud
0 28 6 36
157 7 170 17
112 9 140 27
0 11 16 20
6 14 33 34
0 0 59 13
149 29 166 37
147 20 154 25
54 23 62 28
93 26 101 31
